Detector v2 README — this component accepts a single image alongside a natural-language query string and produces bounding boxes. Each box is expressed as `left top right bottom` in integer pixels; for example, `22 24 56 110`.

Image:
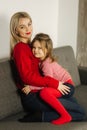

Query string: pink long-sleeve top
29 57 74 91
40 57 74 85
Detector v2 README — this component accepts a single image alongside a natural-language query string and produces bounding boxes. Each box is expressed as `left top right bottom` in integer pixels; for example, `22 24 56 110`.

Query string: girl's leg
40 87 72 125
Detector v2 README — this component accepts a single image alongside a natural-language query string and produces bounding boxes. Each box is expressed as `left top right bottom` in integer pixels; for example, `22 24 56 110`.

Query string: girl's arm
41 59 71 94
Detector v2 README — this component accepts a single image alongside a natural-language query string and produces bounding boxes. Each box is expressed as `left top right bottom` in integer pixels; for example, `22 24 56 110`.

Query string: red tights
40 87 72 125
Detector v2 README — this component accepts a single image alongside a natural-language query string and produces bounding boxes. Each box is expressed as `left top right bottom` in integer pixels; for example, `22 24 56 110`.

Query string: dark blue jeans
19 90 85 122
62 83 75 97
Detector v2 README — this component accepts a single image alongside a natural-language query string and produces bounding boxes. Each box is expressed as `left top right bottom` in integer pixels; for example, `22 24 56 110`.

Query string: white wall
58 0 79 55
0 0 79 59
0 0 58 59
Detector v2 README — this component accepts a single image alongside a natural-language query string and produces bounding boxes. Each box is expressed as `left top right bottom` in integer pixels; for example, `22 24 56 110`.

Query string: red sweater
13 42 58 89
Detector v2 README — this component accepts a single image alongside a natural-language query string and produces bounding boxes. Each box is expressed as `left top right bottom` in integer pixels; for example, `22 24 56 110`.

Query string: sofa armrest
78 66 87 85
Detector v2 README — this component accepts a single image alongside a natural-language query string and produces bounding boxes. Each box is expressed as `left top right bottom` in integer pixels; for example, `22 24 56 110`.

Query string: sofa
0 46 87 130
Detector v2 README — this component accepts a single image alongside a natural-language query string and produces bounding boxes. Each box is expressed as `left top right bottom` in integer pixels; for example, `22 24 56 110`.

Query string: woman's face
16 18 33 43
32 40 47 60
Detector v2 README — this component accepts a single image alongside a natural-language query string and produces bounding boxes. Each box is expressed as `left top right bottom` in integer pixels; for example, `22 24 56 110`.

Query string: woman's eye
28 23 32 26
20 26 24 29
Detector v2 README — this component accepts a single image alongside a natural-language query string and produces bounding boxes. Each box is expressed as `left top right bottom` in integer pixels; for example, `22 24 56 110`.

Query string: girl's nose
35 48 38 52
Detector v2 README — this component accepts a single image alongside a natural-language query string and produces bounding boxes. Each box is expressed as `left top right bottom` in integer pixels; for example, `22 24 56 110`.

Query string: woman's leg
19 91 52 122
40 87 72 124
19 90 85 122
43 110 86 122
20 91 54 112
63 83 75 98
43 97 86 122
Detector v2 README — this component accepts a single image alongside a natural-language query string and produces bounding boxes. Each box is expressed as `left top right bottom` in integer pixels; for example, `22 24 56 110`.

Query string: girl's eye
39 47 42 50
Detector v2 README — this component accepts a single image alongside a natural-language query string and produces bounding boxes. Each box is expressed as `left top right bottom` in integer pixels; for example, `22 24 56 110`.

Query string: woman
10 11 85 123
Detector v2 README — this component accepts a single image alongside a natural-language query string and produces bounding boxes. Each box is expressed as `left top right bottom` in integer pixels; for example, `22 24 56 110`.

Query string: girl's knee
40 88 51 98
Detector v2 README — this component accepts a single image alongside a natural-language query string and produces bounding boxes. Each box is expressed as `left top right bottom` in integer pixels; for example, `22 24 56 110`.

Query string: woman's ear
15 28 18 34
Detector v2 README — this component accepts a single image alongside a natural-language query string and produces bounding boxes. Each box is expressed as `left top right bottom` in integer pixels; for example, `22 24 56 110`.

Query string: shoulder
13 42 32 58
14 42 30 50
45 59 62 69
42 58 55 68
44 58 58 65
14 42 31 53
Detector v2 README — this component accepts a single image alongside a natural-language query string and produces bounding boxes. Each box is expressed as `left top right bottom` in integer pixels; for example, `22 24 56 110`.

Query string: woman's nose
26 27 29 31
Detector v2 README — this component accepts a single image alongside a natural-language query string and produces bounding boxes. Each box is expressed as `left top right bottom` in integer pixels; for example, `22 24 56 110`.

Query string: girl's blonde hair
10 12 32 56
31 33 55 62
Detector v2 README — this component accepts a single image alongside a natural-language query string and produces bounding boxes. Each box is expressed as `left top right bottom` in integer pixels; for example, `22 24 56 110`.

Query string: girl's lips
26 32 31 35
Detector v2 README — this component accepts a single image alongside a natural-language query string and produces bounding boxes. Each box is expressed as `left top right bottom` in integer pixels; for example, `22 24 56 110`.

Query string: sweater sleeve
41 62 53 77
13 43 59 89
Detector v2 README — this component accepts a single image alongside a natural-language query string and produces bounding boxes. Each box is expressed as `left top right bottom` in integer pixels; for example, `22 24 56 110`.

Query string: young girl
26 33 75 125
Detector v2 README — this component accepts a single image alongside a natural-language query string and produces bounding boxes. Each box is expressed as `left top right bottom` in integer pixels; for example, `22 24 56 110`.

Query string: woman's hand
22 85 31 95
58 82 70 95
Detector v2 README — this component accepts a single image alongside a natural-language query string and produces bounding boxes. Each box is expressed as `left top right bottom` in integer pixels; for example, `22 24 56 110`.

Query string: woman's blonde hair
31 33 56 62
10 11 32 56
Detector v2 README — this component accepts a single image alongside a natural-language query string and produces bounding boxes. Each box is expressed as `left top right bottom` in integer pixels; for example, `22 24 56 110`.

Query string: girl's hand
58 82 70 95
22 85 31 95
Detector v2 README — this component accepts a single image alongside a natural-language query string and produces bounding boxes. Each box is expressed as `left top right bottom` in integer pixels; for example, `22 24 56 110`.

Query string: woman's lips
26 32 31 35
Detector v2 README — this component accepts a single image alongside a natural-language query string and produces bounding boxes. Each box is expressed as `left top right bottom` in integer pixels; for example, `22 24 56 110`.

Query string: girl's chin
35 56 41 59
35 56 39 58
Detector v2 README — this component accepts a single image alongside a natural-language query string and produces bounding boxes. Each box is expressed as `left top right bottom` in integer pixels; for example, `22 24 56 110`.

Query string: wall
77 0 87 67
0 0 79 59
58 0 79 56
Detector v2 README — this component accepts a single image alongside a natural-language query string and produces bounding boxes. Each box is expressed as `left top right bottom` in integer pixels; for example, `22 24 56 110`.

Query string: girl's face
16 18 33 43
32 40 47 60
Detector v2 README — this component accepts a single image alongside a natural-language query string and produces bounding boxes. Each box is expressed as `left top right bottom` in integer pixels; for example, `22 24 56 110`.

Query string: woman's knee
63 83 75 98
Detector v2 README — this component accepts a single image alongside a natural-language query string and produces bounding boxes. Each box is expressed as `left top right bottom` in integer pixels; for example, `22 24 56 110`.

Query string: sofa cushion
0 46 81 120
0 60 23 120
53 46 81 86
0 121 87 130
74 85 87 117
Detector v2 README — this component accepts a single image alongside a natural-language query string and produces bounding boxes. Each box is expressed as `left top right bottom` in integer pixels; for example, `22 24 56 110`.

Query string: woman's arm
13 43 58 89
